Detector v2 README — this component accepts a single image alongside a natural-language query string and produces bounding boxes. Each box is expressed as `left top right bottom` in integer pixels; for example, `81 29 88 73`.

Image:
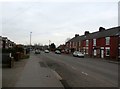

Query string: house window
83 47 86 54
93 39 96 46
105 37 110 45
94 50 97 56
86 47 88 54
86 40 89 46
70 42 71 48
66 43 68 47
105 47 110 56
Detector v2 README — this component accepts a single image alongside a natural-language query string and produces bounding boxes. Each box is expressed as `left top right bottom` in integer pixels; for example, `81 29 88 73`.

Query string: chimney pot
84 31 90 35
75 34 79 37
99 27 105 32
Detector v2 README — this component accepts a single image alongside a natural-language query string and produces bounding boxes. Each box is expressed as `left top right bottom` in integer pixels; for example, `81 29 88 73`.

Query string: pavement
2 57 29 87
15 53 64 87
63 53 120 64
86 57 120 64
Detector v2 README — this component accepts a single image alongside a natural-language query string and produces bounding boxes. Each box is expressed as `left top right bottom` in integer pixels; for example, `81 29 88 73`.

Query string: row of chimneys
75 27 105 37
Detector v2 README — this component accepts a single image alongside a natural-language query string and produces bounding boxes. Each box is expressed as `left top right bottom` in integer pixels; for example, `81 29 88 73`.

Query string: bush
21 54 30 59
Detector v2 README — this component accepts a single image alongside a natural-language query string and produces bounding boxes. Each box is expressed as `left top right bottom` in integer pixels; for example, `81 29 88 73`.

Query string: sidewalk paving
2 58 28 87
63 53 119 64
15 53 64 87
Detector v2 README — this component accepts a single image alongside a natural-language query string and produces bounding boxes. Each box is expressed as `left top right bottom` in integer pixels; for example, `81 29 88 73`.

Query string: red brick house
65 26 120 60
65 34 80 52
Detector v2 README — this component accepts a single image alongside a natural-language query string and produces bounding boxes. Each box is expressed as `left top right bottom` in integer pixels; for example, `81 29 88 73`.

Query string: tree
49 43 56 51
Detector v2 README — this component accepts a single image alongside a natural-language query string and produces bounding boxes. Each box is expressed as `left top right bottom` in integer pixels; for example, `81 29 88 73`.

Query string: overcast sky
1 0 119 46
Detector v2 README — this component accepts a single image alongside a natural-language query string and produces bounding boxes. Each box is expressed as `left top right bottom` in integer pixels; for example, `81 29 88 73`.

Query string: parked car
73 51 84 58
55 50 61 54
34 49 40 54
44 50 49 53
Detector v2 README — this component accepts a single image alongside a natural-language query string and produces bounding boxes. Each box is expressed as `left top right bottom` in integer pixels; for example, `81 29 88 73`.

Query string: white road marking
82 72 88 76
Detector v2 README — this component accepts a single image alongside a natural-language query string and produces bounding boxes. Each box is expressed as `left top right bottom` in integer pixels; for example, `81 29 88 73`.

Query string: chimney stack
84 31 90 35
75 34 79 37
99 27 105 32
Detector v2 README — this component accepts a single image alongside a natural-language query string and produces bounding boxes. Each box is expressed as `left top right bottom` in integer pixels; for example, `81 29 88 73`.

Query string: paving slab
15 53 64 87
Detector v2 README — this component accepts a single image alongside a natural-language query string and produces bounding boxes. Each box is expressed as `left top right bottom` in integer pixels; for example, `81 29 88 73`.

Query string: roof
67 26 120 42
85 26 120 39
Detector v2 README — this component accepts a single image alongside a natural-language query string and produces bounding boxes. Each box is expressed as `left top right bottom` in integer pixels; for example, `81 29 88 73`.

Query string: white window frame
86 40 89 46
93 39 96 46
83 47 86 54
105 37 110 45
86 47 88 54
94 49 97 56
70 42 71 48
105 47 110 56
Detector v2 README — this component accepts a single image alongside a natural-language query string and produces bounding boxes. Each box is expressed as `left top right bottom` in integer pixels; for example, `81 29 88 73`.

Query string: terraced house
65 26 120 61
0 36 16 49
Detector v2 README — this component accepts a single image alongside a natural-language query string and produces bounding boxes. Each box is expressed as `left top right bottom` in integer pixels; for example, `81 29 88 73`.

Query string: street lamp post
30 32 32 52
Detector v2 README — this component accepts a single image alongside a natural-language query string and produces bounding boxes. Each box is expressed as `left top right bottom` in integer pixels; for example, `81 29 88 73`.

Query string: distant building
43 45 49 50
1 36 16 49
57 44 65 50
65 26 120 60
2 37 9 49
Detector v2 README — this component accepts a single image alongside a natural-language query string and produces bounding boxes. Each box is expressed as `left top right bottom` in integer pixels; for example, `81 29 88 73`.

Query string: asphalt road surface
35 51 118 87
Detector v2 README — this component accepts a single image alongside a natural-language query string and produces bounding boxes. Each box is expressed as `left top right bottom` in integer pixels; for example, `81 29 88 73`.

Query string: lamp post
30 32 32 52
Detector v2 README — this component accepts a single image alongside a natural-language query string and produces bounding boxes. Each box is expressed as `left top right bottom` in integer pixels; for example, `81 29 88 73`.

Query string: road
36 51 118 87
